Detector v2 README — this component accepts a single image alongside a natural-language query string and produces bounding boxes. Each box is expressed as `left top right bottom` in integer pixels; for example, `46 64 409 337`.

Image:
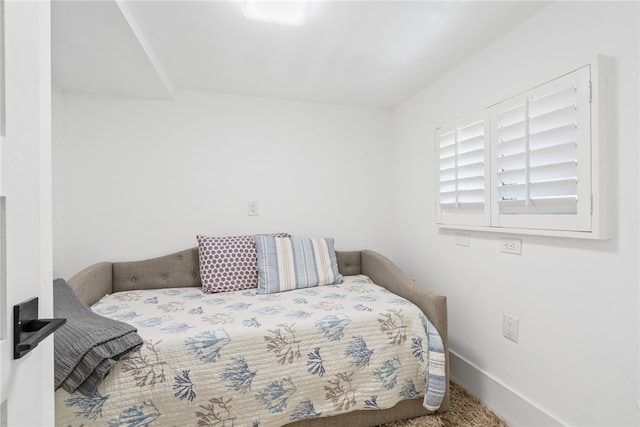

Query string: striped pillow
254 236 343 294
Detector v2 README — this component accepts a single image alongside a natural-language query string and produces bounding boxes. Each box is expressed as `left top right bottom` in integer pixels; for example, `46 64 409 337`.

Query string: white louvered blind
491 65 592 231
435 112 490 226
434 58 607 238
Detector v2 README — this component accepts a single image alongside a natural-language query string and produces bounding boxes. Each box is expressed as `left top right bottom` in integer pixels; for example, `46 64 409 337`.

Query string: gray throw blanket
53 278 143 396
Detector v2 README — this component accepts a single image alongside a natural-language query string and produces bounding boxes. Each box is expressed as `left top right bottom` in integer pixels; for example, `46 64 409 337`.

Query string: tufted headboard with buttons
112 247 202 293
66 247 449 415
68 248 362 307
111 248 362 294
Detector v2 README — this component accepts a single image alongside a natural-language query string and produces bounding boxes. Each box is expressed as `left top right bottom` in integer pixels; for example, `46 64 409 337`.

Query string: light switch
455 232 470 247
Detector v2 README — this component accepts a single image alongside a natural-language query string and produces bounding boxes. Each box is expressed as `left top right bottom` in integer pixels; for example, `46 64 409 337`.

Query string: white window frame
435 111 491 227
434 55 609 240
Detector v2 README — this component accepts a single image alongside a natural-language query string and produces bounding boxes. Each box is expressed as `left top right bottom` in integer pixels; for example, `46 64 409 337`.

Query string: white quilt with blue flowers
55 275 445 427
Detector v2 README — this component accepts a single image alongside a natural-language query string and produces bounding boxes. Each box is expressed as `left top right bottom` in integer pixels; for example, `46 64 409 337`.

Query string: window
435 57 608 239
435 111 490 226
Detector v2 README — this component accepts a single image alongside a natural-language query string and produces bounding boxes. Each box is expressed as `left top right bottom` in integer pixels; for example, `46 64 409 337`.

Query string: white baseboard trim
449 350 567 426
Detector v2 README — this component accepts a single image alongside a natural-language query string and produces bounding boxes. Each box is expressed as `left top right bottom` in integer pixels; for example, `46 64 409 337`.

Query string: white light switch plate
455 232 470 247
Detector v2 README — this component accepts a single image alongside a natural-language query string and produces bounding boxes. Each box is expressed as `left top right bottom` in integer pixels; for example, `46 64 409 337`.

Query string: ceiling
52 1 549 109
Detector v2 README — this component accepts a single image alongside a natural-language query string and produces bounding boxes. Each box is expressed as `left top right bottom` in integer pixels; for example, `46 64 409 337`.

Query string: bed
55 248 449 426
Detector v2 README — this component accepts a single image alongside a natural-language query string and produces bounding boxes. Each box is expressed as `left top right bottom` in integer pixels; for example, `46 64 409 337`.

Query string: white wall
390 2 638 426
53 91 392 278
53 2 639 426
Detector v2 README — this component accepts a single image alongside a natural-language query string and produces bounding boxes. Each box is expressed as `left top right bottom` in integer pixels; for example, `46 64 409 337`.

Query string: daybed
56 247 449 427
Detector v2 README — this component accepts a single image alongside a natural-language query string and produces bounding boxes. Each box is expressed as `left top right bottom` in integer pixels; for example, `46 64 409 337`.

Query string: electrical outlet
500 238 522 255
248 200 259 216
503 313 519 343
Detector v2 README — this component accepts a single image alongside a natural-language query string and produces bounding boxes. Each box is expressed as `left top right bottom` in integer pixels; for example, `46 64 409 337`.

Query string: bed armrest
360 250 447 340
360 249 450 412
66 262 113 306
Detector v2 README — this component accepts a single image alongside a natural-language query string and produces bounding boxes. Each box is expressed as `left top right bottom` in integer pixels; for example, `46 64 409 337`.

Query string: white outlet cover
501 238 522 255
503 313 519 343
248 200 259 216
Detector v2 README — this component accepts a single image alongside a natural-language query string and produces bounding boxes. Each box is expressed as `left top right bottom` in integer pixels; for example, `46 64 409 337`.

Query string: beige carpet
380 382 509 427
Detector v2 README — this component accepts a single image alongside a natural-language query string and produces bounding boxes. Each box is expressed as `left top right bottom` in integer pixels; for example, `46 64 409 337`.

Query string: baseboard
449 350 566 426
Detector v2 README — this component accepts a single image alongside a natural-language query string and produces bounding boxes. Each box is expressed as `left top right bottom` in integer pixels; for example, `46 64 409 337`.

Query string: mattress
55 275 445 426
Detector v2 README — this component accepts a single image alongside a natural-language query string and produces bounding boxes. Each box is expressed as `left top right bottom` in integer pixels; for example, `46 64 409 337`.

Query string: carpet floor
379 382 509 427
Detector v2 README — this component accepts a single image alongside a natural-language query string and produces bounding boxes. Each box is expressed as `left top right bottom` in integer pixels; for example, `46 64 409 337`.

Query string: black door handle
14 297 66 359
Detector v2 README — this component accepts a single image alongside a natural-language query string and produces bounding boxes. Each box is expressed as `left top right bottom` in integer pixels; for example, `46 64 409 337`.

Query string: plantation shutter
491 65 592 231
435 112 490 226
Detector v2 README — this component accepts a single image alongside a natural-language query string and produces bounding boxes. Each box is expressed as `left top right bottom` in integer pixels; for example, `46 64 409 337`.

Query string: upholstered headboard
68 249 362 307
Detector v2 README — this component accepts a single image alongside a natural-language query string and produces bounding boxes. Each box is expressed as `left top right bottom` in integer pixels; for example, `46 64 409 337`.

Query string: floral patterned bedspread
55 275 445 427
